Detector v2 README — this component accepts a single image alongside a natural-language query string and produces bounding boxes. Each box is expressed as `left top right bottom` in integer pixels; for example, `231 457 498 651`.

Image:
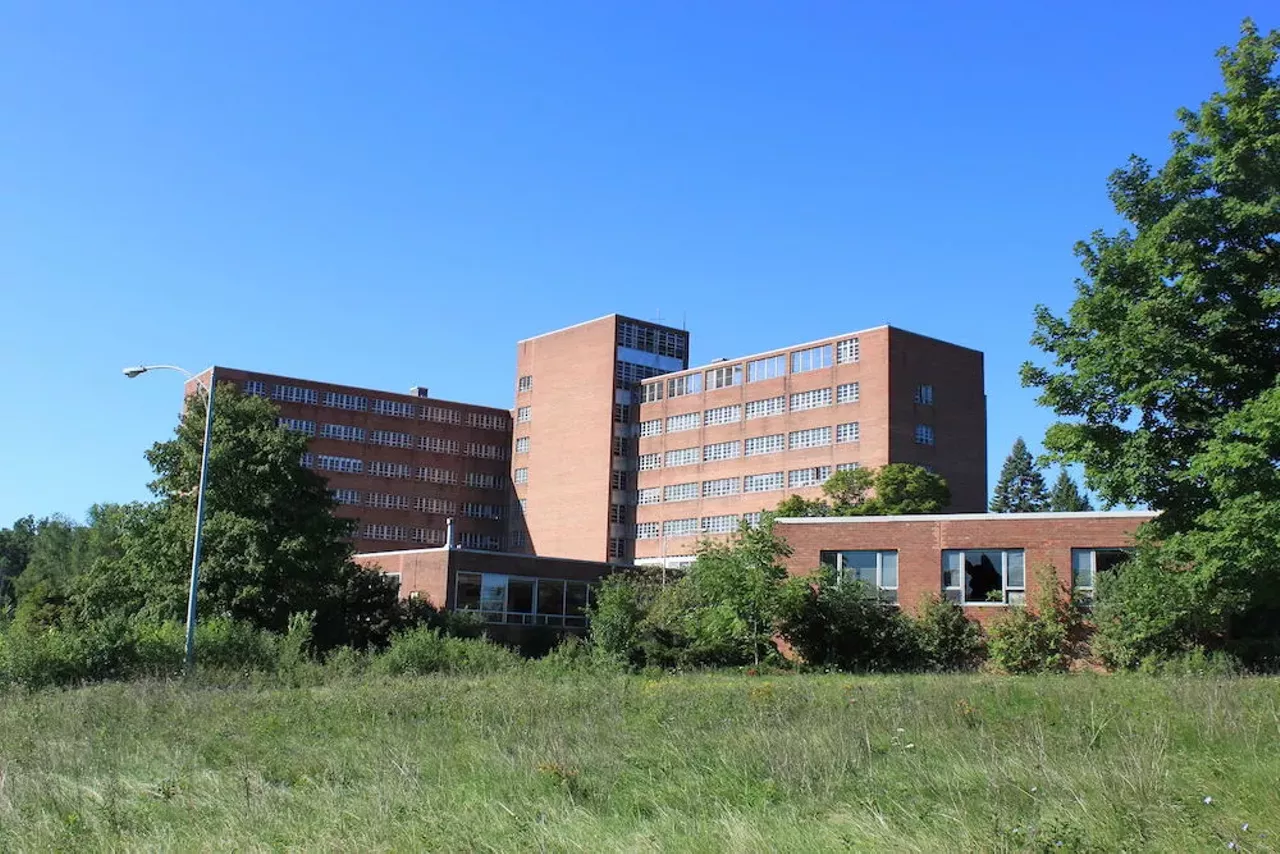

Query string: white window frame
744 434 785 456
822 549 898 603
836 382 860 404
790 345 832 374
942 549 1026 605
745 396 786 419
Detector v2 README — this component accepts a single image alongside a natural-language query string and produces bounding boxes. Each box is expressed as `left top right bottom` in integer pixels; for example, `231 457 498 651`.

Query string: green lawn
0 672 1276 851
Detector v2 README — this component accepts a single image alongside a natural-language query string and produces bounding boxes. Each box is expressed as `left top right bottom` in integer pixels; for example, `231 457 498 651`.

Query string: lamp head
122 366 148 379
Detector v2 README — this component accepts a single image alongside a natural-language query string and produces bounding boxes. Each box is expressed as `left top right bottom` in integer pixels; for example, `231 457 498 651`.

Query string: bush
1090 549 1206 669
590 575 647 667
779 569 918 672
913 594 985 671
986 565 1079 674
374 627 522 676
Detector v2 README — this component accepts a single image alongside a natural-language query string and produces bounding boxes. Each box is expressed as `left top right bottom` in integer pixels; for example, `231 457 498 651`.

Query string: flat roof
516 313 690 345
776 510 1157 525
198 366 511 415
354 546 623 567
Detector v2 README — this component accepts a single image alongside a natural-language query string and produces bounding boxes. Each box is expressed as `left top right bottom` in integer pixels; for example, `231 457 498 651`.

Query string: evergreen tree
1048 469 1093 512
989 438 1049 512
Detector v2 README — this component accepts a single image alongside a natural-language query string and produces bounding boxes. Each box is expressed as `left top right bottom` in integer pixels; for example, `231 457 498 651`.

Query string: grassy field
0 672 1276 852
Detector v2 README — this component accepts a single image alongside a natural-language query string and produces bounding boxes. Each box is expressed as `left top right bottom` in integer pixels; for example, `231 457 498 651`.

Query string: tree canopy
1048 469 1093 513
772 464 951 518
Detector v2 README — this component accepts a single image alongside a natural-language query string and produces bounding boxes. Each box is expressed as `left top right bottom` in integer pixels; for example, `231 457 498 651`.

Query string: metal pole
184 369 215 674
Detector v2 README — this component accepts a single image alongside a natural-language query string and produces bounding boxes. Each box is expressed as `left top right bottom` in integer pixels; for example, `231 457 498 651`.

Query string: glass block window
370 430 414 448
514 437 530 454
703 440 740 461
320 423 365 442
372 399 418 418
836 422 860 444
788 466 832 488
323 391 367 410
272 384 318 405
789 426 832 449
663 482 700 502
701 515 738 534
704 404 742 426
915 384 934 405
665 447 700 467
317 455 362 474
368 461 411 479
915 424 935 446
640 419 663 437
635 522 660 540
702 477 740 497
513 467 529 484
790 388 833 411
745 396 786 419
638 453 662 470
836 382 860 404
744 472 784 492
744 434 785 456
666 412 701 433
836 338 860 364
662 518 699 537
836 461 861 472
517 406 531 423
517 375 532 393
637 487 661 505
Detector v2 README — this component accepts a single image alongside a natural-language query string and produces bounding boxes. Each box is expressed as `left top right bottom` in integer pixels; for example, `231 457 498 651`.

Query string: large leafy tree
1022 21 1280 659
771 465 951 518
1048 469 1093 512
989 438 1049 513
0 515 36 610
77 383 399 649
1022 20 1280 531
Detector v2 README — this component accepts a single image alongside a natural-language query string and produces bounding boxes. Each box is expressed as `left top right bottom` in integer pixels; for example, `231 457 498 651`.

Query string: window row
636 337 860 403
466 472 505 490
637 426 858 470
462 502 504 520
363 524 448 545
635 514 743 539
638 385 858 436
617 321 688 360
455 572 593 626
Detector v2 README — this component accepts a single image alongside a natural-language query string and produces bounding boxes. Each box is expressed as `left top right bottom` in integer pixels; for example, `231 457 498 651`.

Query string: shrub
778 569 918 672
986 565 1079 674
374 627 522 676
1090 548 1206 669
590 575 646 667
913 594 985 671
193 618 279 671
1138 646 1242 677
531 634 623 676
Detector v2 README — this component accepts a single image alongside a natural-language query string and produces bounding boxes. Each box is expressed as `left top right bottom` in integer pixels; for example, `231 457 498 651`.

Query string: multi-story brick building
509 317 987 566
187 367 513 555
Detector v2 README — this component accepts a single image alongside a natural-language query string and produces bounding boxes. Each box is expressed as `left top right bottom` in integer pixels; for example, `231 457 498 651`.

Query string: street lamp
123 364 215 674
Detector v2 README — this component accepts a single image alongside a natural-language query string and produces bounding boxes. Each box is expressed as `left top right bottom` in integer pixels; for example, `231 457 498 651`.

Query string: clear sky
0 1 1268 524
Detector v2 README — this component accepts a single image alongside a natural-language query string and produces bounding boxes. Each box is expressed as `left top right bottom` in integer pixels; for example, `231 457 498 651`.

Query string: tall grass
0 672 1275 851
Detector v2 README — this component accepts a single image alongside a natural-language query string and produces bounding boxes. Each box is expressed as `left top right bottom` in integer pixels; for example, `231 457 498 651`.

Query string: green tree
0 515 37 611
989 438 1049 513
76 383 398 650
821 467 874 514
1021 21 1280 661
773 494 831 518
1048 469 1093 512
859 464 951 515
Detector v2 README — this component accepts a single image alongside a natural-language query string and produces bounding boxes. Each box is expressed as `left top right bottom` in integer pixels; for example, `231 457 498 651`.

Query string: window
518 498 527 514
317 455 362 474
617 320 688 360
331 488 360 505
416 466 457 484
790 345 832 374
370 430 413 448
836 461 861 472
278 418 316 436
1071 548 1131 607
507 530 526 549
701 515 738 534
942 549 1025 605
666 412 701 433
640 419 663 437
745 396 786 419
915 424 935 446
667 373 702 398
665 447 700 467
836 382 860 404
460 533 502 551
836 338 860 364
517 375 532 393
610 471 630 490
836 422 860 444
789 426 832 450
513 467 529 484
614 403 634 424
514 437 530 454
914 384 934 405
747 355 786 383
467 442 508 460
414 497 455 514
272 384 318 405
366 492 409 509
639 382 664 404
635 522 660 540
419 436 459 454
372 399 418 418
743 512 763 528
412 528 446 546
323 391 367 411
820 550 898 603
368 461 411 479
662 518 699 537
637 487 661 505
363 524 407 542
516 406 531 423
466 472 505 489
745 434 785 456
703 440 740 462
706 364 743 390
243 380 267 397
744 471 784 492
702 477 740 497
300 453 315 468
704 404 741 426
463 503 504 520
663 482 700 502
320 423 365 442
788 466 832 488
422 406 461 425
608 538 626 559
790 388 833 411
468 412 508 430
638 453 662 470
610 436 629 458
616 361 668 388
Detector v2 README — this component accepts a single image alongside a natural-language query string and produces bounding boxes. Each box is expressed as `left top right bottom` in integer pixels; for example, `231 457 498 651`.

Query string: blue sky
0 1 1268 523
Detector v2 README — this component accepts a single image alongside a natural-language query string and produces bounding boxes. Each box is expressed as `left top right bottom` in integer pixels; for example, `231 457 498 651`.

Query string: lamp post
123 364 215 674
